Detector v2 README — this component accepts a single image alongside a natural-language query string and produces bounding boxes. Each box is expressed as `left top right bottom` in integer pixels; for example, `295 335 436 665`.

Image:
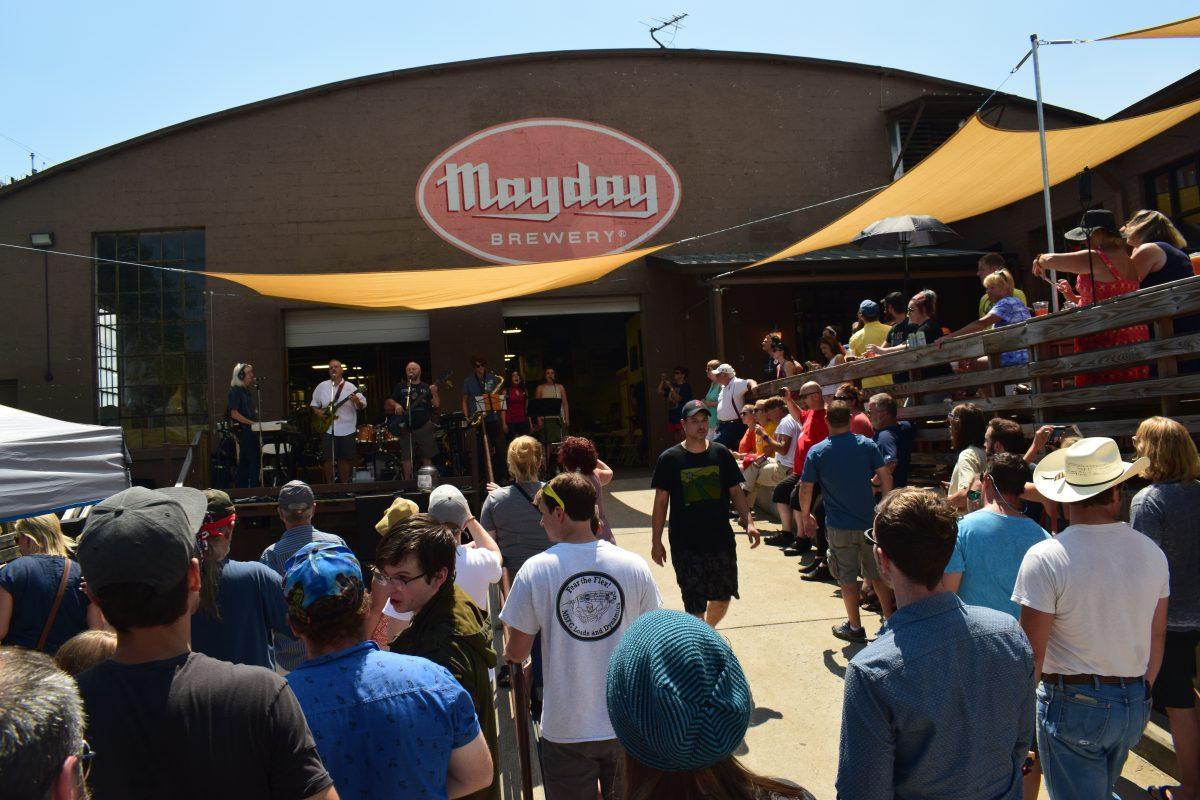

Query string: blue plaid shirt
260 523 347 670
837 592 1035 800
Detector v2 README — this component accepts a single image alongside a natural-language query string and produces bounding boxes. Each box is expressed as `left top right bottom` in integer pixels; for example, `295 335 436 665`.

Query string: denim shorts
1036 678 1151 799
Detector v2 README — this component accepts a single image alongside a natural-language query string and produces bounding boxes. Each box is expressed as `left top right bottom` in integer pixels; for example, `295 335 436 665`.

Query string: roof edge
0 47 1094 199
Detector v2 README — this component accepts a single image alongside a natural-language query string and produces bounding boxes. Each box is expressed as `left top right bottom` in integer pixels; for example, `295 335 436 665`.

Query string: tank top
1140 241 1194 290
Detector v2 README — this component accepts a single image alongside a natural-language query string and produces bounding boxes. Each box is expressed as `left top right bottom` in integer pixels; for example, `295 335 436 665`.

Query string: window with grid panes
1144 154 1200 248
94 230 207 450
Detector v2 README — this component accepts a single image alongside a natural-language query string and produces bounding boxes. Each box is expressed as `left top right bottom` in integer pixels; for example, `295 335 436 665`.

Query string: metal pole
43 250 53 381
1030 34 1060 312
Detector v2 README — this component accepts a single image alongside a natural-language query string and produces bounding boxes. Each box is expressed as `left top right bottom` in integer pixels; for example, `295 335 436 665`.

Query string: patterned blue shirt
260 524 347 670
287 641 480 800
837 592 1035 800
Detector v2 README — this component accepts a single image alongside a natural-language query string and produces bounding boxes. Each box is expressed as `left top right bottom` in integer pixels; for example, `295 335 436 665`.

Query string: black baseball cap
78 486 205 593
681 399 710 419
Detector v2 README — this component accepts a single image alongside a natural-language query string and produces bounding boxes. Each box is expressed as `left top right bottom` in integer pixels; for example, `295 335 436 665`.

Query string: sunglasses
538 482 566 511
799 390 821 399
864 527 879 546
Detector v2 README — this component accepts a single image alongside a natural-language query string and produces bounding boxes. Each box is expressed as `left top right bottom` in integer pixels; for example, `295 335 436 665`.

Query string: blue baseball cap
283 542 364 621
858 299 880 318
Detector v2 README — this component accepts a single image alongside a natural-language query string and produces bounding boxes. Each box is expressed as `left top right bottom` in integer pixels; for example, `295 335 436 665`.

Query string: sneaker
801 563 832 581
783 542 811 557
832 621 867 643
765 533 795 547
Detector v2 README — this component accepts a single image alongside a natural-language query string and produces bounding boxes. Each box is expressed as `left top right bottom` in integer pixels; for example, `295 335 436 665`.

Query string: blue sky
1 1 1196 180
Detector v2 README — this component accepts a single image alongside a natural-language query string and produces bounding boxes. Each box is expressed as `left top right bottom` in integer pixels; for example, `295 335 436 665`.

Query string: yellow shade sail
749 97 1200 269
1101 13 1200 40
209 245 666 310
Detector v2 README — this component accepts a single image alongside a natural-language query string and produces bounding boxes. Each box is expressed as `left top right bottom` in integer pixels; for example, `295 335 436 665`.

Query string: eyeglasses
80 740 94 782
372 567 427 588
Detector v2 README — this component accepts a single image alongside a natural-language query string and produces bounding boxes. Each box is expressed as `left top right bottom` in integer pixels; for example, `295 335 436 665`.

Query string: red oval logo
416 118 682 264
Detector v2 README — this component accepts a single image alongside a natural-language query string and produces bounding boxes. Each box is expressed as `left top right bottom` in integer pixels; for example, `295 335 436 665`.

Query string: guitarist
310 359 367 484
384 361 440 481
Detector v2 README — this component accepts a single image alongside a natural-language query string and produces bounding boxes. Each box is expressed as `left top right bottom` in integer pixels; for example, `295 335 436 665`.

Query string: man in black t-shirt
74 486 335 800
651 399 760 628
385 361 441 480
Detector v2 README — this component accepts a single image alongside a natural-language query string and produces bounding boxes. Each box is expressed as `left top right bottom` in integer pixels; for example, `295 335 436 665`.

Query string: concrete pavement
602 473 1173 799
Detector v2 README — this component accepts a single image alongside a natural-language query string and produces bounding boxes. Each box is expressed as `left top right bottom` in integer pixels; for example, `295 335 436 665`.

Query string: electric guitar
314 386 364 435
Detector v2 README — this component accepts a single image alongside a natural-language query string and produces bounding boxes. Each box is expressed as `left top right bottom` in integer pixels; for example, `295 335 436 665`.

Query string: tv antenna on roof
646 13 687 48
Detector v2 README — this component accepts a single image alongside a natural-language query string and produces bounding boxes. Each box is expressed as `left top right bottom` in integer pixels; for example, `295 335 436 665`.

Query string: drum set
352 412 473 481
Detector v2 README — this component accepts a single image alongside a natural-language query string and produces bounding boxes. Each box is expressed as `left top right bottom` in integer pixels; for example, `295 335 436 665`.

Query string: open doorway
502 310 648 466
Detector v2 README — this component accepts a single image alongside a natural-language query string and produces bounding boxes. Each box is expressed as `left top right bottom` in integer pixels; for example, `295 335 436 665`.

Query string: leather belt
1041 673 1143 685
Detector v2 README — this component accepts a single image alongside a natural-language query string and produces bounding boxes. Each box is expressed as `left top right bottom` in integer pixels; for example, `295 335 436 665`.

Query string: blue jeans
1036 677 1151 800
235 426 261 488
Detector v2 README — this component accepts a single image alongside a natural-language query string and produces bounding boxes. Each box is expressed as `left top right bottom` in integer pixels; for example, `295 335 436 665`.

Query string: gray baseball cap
428 484 471 530
279 480 315 512
78 486 205 593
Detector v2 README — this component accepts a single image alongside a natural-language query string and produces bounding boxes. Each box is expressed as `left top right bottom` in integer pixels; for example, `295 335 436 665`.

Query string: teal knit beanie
605 609 753 772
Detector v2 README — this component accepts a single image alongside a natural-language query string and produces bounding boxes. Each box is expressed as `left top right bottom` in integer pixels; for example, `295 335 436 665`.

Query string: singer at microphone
226 362 261 488
385 361 440 481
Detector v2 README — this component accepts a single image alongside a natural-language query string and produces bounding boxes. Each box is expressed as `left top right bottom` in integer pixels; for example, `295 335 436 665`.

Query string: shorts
826 525 879 585
322 432 357 461
772 472 802 505
541 738 624 800
397 420 438 461
671 547 739 614
1153 629 1200 710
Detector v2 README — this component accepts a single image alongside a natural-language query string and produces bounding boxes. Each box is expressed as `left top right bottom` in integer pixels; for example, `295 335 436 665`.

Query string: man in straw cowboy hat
1013 437 1169 800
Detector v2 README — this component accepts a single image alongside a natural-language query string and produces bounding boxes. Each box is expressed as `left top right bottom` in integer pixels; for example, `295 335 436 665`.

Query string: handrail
497 571 535 800
752 274 1200 397
173 430 203 487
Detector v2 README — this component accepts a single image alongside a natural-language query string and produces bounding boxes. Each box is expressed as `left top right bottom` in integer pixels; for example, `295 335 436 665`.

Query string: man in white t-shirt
1013 437 1169 800
310 359 366 484
501 472 662 800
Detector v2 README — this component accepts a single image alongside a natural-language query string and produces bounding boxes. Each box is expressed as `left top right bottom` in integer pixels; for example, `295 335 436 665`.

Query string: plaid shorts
671 547 739 614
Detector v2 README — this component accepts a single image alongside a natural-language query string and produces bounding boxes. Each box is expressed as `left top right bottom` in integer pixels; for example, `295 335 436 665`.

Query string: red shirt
850 411 874 438
506 386 527 424
793 408 830 475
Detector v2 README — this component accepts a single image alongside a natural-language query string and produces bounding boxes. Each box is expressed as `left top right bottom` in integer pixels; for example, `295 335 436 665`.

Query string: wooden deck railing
753 274 1200 447
173 429 211 488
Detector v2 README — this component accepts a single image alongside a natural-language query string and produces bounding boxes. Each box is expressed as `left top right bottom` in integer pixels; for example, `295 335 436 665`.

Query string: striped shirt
259 523 348 671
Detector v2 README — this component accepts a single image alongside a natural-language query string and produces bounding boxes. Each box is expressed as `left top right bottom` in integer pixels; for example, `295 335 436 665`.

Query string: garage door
501 296 640 317
284 308 430 348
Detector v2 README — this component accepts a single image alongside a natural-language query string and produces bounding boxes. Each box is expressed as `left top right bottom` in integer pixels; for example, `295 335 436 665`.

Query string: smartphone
1049 424 1082 444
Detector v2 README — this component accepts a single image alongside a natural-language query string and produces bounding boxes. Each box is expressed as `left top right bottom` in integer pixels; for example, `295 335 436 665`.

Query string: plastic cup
1032 301 1049 317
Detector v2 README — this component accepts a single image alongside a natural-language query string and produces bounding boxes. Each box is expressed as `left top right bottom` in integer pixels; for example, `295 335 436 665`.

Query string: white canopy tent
0 404 129 522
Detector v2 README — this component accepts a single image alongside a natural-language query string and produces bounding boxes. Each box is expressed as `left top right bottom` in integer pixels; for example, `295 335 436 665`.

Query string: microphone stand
406 382 415 480
254 379 265 487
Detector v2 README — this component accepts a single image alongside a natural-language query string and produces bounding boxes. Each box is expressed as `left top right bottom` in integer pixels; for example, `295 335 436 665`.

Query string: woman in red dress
1033 209 1149 386
504 370 531 438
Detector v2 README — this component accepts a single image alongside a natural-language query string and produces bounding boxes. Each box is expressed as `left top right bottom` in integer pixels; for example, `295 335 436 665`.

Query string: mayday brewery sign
416 118 682 265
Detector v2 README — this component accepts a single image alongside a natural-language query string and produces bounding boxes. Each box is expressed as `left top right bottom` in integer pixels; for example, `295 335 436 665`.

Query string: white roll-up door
501 296 639 317
284 309 430 348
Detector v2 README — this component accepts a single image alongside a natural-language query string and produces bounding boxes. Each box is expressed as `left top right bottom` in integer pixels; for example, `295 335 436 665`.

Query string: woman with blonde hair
481 436 550 578
938 270 1032 372
1131 416 1200 800
1127 210 1200 375
0 514 103 654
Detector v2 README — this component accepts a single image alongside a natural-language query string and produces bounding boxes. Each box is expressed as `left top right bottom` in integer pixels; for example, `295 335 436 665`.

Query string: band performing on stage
221 356 566 490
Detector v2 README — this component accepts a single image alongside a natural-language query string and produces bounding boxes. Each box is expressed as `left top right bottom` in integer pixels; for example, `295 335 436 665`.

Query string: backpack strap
36 557 72 652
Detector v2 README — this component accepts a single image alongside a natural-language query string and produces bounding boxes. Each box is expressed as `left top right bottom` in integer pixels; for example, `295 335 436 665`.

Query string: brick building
1 49 1189 486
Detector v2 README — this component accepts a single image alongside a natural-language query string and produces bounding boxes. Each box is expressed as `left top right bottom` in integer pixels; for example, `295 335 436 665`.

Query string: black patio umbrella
852 215 961 295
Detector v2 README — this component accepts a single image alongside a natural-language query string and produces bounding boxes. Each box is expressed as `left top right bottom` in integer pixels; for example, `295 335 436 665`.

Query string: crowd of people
2 206 1198 800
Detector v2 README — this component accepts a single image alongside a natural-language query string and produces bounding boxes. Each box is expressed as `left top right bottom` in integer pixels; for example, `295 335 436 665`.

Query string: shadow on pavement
822 644 867 680
732 707 785 756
